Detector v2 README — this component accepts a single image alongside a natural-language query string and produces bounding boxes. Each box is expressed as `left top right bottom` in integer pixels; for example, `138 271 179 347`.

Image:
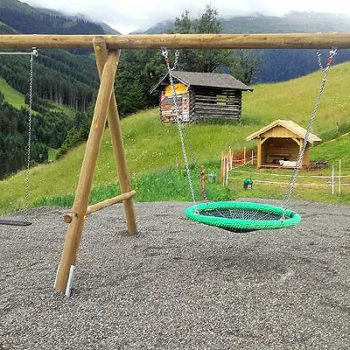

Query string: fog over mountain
24 0 350 34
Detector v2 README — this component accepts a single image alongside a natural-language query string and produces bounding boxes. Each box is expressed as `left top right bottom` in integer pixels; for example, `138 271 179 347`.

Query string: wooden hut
150 71 253 123
245 119 321 169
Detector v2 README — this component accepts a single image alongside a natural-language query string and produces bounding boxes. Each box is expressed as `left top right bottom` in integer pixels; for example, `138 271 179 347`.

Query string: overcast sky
24 0 350 34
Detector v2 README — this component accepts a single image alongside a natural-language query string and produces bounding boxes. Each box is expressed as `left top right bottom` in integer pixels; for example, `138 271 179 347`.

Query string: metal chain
281 48 337 219
184 122 209 202
161 48 198 210
317 48 337 71
24 48 38 222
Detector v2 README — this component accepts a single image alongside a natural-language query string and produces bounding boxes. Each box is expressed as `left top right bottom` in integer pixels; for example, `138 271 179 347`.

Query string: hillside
145 12 350 34
0 0 118 178
0 61 349 212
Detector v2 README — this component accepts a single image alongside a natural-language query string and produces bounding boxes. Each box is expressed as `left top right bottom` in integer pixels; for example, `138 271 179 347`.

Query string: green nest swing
185 201 301 232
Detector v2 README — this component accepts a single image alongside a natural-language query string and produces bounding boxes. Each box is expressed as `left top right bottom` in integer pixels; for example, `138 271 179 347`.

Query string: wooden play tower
0 33 349 295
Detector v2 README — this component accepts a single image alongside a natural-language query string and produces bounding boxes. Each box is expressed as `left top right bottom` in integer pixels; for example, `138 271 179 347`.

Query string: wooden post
200 166 206 200
257 139 262 169
93 38 137 235
220 151 224 184
243 146 246 165
225 159 229 186
331 165 335 195
229 147 232 170
54 50 119 294
339 159 342 194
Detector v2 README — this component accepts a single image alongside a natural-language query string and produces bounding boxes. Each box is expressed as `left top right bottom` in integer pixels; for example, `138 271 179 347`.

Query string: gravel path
0 200 349 350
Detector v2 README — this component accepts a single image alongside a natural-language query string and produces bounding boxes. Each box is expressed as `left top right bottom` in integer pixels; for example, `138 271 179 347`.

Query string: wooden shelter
150 71 253 123
246 119 322 169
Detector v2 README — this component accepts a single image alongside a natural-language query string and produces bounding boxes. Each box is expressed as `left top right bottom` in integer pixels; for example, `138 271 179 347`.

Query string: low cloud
24 0 350 34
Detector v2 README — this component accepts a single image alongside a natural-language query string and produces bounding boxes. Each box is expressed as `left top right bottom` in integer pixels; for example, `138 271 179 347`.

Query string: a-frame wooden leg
93 37 137 235
54 50 120 294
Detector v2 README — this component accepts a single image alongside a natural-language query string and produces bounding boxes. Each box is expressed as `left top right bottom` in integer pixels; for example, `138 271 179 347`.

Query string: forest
0 90 92 178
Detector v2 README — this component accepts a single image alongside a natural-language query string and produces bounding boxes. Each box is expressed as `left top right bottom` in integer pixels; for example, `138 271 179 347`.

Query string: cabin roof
245 119 322 144
150 71 253 94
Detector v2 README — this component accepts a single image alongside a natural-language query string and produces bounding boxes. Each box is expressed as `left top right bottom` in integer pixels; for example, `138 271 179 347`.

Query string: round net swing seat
185 201 301 232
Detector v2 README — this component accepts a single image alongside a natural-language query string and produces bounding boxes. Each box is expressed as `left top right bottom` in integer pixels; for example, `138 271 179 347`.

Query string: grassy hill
1 61 350 213
0 77 26 108
244 62 350 139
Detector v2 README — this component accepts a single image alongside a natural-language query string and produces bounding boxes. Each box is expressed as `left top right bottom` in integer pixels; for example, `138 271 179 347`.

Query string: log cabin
150 71 253 123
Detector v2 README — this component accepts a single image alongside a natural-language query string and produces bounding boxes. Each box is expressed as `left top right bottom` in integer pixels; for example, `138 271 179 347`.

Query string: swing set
0 33 349 296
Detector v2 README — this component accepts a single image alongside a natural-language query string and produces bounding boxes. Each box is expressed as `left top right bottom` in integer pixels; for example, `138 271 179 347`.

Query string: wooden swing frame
0 33 349 294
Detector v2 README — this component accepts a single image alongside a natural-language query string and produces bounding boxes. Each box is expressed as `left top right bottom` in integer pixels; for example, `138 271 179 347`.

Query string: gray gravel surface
0 200 349 350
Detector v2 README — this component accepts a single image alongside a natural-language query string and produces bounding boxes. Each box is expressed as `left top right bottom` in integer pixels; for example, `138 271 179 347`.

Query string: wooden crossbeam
63 191 136 223
0 33 350 49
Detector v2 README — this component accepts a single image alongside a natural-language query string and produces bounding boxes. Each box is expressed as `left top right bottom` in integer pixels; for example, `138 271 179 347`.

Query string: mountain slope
0 0 111 178
0 61 349 211
145 12 350 34
142 11 350 83
0 0 121 112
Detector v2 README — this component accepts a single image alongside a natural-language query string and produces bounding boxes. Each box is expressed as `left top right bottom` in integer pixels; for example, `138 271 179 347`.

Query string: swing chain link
161 48 198 212
24 47 37 221
317 48 337 71
282 47 337 220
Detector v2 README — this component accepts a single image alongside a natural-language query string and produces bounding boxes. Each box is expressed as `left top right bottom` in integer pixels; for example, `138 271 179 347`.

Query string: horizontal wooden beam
63 190 136 223
0 33 349 49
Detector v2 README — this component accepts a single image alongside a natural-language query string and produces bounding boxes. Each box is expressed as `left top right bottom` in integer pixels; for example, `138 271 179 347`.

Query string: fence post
338 159 342 194
225 159 229 186
331 165 335 195
220 151 224 185
200 165 207 200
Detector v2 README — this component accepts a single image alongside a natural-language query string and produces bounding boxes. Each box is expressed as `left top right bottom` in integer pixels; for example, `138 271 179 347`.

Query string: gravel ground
0 200 349 350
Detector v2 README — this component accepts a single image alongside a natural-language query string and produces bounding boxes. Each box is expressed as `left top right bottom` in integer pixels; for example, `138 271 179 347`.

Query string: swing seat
0 219 32 227
185 201 301 232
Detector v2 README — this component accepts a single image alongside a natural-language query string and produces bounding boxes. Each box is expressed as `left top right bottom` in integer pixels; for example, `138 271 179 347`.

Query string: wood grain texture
55 50 119 293
0 33 349 49
93 37 137 235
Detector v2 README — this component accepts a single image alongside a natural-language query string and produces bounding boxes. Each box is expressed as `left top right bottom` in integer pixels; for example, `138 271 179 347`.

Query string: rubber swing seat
0 219 32 227
185 201 301 232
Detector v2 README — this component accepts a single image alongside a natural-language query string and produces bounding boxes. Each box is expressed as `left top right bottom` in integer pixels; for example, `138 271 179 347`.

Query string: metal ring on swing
185 201 301 232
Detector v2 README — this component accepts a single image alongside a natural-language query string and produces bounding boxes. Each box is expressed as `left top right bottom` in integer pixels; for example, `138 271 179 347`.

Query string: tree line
0 50 98 112
0 92 92 179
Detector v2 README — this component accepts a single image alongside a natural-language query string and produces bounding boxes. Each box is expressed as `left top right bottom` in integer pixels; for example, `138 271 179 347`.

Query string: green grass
1 61 350 213
48 148 59 162
228 164 350 205
0 77 26 108
34 165 234 208
243 62 350 139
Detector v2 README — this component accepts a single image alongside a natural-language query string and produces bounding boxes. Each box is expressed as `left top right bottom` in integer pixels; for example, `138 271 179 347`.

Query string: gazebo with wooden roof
246 119 322 169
